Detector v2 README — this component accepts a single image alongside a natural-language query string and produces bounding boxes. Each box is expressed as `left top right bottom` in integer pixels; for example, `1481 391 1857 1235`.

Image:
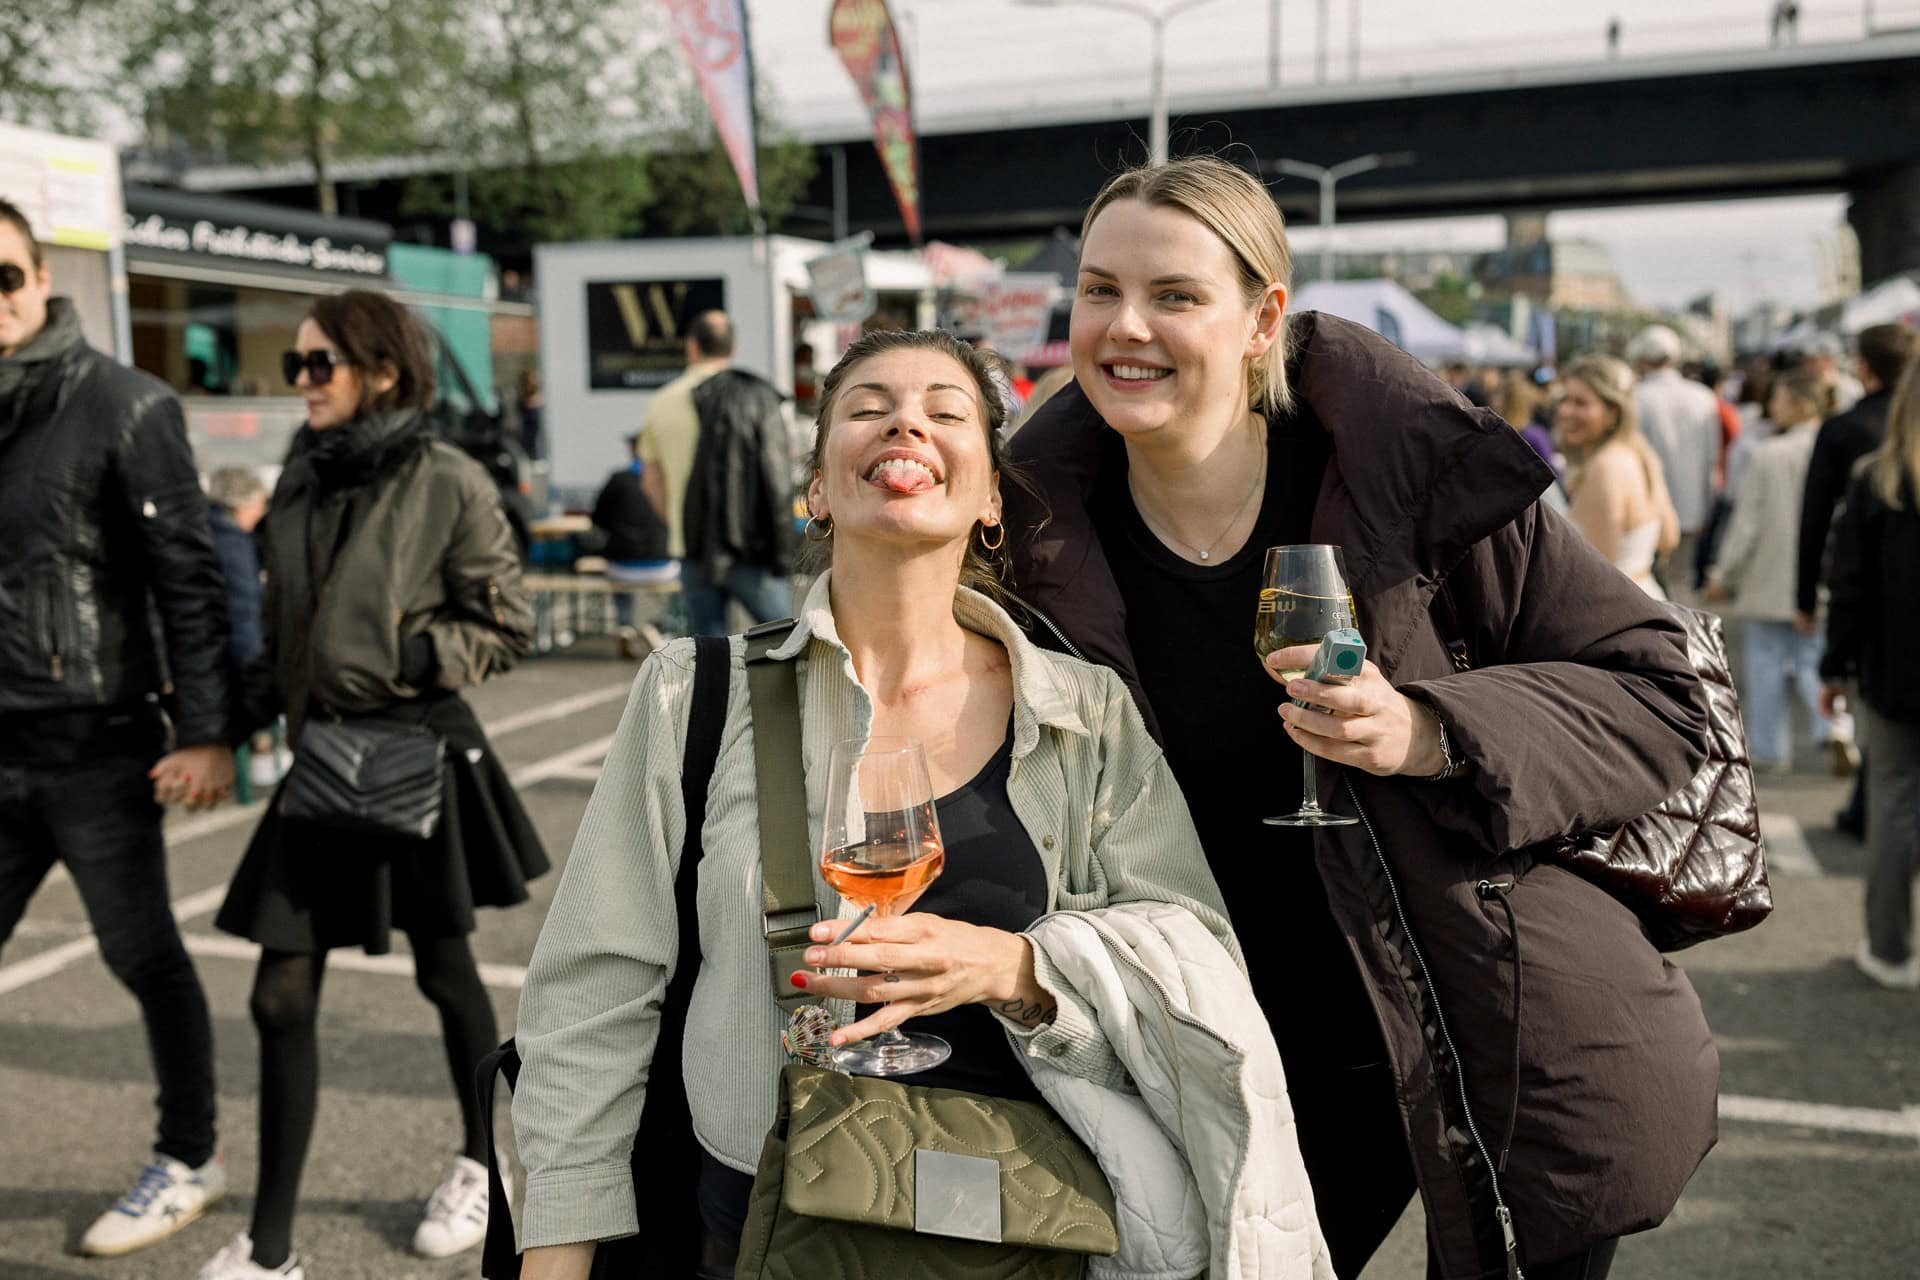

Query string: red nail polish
790 972 808 989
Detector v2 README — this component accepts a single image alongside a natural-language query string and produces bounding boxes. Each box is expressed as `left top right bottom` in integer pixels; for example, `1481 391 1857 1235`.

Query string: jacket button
141 500 157 518
1046 1042 1066 1057
1042 835 1056 850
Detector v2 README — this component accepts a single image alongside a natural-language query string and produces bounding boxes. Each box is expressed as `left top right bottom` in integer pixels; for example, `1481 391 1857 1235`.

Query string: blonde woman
1555 354 1681 598
1823 355 1920 989
1006 156 1713 1280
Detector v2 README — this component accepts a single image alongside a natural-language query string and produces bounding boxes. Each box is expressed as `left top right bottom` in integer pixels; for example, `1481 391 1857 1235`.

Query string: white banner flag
805 235 876 324
664 0 760 212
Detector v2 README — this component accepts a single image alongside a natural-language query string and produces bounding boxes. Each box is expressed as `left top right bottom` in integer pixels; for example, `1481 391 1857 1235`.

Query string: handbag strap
478 633 734 1280
743 618 819 1011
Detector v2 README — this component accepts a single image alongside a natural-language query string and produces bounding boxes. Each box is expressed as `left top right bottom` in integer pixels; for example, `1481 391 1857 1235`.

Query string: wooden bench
521 565 680 658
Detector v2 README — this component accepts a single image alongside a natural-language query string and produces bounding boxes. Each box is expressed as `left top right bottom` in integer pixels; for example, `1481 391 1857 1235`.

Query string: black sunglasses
281 348 353 387
0 263 29 295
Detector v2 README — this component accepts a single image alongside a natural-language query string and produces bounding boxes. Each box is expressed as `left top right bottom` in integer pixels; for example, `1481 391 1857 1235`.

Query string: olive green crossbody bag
731 622 1118 1280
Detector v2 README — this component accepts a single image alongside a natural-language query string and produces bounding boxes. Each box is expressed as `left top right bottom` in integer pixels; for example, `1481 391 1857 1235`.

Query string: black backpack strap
479 636 734 1278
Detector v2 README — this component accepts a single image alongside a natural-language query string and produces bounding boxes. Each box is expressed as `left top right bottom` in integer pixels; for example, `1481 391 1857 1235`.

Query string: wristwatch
1424 713 1465 782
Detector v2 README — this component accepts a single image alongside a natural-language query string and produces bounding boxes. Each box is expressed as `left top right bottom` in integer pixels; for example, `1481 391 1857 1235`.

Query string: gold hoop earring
805 513 834 542
978 520 1005 552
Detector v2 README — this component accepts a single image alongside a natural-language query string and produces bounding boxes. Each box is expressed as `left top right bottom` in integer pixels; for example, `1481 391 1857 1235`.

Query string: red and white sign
979 273 1060 364
664 0 760 212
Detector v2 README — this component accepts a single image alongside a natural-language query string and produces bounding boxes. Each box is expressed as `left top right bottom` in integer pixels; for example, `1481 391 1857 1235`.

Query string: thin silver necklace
1129 435 1267 563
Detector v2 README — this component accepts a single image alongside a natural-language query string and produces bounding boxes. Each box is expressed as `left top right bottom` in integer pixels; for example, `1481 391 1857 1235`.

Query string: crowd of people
3 144 1919 1280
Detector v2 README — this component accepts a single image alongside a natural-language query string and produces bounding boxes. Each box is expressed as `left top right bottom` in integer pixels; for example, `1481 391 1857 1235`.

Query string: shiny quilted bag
280 717 445 841
1438 596 1770 950
734 1064 1118 1280
1548 605 1770 950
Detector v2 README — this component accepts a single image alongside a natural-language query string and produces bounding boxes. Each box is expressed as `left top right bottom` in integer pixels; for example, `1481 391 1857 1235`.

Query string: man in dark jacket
1795 323 1918 624
1796 323 1918 835
679 326 799 635
0 198 233 1256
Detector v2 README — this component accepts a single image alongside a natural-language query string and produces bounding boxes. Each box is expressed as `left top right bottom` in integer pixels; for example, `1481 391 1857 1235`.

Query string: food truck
533 234 939 504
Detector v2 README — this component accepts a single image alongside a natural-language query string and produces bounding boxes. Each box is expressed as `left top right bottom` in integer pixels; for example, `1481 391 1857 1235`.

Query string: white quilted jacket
1020 904 1336 1280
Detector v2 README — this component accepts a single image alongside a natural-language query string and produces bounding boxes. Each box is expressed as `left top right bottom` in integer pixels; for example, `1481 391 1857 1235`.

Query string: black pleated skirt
216 693 550 955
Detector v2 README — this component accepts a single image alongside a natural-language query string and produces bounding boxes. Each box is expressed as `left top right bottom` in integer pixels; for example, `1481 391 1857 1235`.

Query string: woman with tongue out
509 327 1331 1280
1004 157 1717 1280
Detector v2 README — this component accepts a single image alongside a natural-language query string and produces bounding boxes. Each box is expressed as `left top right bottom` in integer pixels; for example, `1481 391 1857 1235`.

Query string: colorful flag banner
664 0 760 213
828 0 922 243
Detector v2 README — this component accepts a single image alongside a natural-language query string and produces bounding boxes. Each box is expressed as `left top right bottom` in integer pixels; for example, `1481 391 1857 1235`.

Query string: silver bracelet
1426 716 1464 782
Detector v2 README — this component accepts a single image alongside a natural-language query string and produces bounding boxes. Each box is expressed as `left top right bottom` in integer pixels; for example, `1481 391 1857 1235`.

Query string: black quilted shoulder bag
280 715 446 841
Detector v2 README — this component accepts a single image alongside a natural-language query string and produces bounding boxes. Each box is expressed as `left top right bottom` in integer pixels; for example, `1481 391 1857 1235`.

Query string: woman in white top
1556 354 1681 598
1706 370 1836 769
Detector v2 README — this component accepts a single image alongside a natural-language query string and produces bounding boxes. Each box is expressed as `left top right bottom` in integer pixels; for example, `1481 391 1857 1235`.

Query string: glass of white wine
817 737 951 1076
1254 545 1361 828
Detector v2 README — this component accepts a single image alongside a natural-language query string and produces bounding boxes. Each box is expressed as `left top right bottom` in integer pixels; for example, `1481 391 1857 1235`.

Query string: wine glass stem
1300 748 1321 815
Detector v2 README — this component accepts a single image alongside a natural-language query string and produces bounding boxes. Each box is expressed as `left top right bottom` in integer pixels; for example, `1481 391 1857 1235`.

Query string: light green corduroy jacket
511 572 1239 1249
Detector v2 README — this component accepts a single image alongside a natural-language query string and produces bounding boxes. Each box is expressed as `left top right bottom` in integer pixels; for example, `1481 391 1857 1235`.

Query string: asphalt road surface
3 637 1916 1279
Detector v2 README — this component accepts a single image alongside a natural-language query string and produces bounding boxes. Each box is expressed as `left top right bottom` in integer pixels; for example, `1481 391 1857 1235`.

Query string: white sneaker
78 1153 226 1256
1855 941 1920 991
197 1232 305 1279
411 1155 494 1258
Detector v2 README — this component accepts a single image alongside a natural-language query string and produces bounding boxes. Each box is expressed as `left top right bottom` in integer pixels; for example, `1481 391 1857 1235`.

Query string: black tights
245 933 499 1269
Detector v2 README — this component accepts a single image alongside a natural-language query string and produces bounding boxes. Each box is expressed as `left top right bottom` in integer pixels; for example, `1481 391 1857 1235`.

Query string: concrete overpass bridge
145 32 1920 282
804 31 1920 282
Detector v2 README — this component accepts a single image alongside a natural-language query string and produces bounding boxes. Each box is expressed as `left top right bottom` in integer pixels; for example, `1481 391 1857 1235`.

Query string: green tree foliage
0 0 120 133
405 4 815 245
122 0 462 214
643 79 818 238
1418 273 1478 327
403 0 662 245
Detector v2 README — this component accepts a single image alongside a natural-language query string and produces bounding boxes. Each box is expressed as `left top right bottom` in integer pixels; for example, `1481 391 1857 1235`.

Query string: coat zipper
1346 778 1524 1280
1007 592 1088 662
43 576 64 681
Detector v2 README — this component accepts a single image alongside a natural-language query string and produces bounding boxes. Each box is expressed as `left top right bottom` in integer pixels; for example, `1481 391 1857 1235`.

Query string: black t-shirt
1091 414 1388 1080
699 721 1048 1245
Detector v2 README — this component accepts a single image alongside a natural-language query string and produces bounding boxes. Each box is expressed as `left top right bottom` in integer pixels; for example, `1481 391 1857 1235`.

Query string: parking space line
0 730 616 998
1720 1093 1920 1142
1760 812 1822 878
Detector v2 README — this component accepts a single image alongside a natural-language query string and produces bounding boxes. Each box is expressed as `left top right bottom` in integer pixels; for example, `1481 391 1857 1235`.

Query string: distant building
1476 238 1629 311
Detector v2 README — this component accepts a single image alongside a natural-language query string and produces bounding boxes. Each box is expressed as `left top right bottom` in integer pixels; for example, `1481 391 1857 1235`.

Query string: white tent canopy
1841 275 1920 334
1293 279 1468 362
1462 323 1536 367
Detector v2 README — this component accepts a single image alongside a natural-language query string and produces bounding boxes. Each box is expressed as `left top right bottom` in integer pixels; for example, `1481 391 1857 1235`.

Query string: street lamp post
1264 151 1413 283
1016 0 1223 164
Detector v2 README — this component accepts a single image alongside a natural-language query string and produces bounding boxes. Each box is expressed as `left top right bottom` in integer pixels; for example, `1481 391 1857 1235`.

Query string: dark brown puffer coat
1004 312 1718 1279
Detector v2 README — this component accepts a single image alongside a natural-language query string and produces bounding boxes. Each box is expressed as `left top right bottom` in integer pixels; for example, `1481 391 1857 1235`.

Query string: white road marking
181 932 527 989
478 679 633 739
508 735 615 787
1760 812 1822 877
0 717 617 997
1720 1093 1920 1142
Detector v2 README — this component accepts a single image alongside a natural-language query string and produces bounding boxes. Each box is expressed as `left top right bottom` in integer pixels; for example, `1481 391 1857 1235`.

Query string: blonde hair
1497 371 1540 430
1560 353 1665 502
1080 156 1294 415
1872 356 1920 510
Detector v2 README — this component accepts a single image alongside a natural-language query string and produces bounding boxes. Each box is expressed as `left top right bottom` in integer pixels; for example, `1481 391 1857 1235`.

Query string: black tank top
699 720 1048 1244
